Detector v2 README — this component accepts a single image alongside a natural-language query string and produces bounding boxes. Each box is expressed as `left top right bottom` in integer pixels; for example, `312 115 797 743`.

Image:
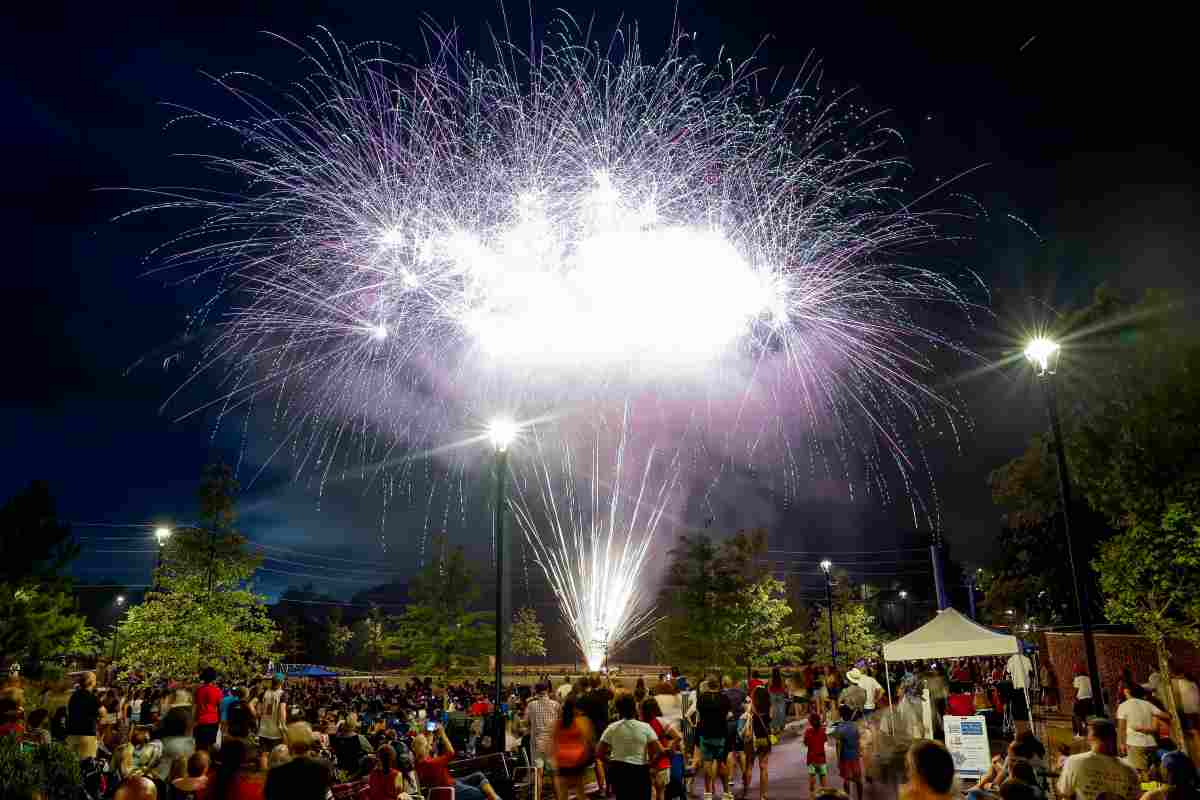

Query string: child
831 705 863 800
805 712 829 795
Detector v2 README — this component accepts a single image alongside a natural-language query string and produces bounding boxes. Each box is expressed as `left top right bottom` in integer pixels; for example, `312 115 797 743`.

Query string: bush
0 736 82 800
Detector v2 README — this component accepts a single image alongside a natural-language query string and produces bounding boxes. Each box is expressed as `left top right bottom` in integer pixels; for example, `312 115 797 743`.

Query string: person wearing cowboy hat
846 668 884 718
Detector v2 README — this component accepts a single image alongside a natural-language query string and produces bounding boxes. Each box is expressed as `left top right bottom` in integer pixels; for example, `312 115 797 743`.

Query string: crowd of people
5 658 1200 800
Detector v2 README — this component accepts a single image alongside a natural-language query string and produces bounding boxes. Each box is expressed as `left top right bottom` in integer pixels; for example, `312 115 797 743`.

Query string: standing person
768 669 788 735
579 675 614 794
741 686 772 800
1057 718 1139 800
642 698 682 800
525 682 560 800
1072 666 1094 737
598 692 662 800
847 668 884 721
635 678 649 706
831 705 863 800
804 712 829 796
902 741 957 800
66 671 102 759
194 667 223 751
1172 673 1200 735
155 706 196 784
258 676 287 752
696 676 734 800
1006 651 1035 736
551 696 596 800
1118 686 1172 780
264 721 335 800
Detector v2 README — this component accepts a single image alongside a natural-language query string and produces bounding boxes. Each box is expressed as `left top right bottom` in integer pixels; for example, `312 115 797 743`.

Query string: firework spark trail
125 17 983 662
509 409 680 670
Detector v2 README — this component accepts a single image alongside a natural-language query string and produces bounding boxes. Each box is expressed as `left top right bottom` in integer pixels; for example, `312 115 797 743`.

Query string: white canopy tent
881 608 1031 736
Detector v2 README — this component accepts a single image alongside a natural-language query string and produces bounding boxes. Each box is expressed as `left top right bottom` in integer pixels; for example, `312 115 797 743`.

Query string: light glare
1024 337 1059 375
486 418 520 451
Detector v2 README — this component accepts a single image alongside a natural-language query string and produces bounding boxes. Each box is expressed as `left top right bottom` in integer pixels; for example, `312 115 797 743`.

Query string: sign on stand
944 715 991 778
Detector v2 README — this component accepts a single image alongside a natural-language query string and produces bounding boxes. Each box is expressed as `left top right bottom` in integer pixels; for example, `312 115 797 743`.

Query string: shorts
829 687 842 700
1008 692 1030 722
700 736 727 762
1127 746 1154 771
654 768 670 787
808 764 828 777
194 723 219 748
840 758 863 780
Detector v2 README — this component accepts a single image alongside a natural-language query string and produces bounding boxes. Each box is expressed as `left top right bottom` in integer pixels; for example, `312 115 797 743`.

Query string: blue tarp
285 665 339 678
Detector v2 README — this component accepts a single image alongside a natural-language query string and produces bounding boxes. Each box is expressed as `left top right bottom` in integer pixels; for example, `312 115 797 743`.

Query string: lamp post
1024 337 1105 717
899 590 909 632
111 595 126 664
153 527 171 591
820 559 836 666
487 418 518 748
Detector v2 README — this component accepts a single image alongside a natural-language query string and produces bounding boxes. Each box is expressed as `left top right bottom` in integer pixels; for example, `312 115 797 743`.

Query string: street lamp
111 595 126 663
820 559 836 666
899 590 910 632
486 417 519 750
153 527 172 591
1024 336 1105 716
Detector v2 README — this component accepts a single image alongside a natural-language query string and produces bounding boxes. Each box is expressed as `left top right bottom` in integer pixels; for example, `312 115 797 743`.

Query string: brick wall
1041 631 1200 713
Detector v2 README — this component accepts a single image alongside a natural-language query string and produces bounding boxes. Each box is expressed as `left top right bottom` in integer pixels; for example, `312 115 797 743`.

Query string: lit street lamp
820 559 836 666
486 417 518 750
111 595 126 663
1024 336 1105 717
153 527 172 591
899 590 910 632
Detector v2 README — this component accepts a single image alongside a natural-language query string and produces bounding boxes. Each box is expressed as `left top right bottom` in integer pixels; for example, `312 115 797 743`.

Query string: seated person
413 726 500 800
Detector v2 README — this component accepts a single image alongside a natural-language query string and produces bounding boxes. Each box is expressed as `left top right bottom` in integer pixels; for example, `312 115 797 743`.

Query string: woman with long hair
741 686 772 800
552 696 596 800
642 698 682 800
634 678 648 705
368 743 403 800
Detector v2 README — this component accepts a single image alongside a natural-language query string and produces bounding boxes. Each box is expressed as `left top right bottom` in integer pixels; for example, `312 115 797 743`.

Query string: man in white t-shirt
1058 718 1140 800
847 668 884 714
1116 686 1170 777
598 693 663 797
1072 673 1095 736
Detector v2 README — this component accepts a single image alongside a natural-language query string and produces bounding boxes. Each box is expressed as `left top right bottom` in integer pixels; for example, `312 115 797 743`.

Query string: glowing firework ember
510 413 678 670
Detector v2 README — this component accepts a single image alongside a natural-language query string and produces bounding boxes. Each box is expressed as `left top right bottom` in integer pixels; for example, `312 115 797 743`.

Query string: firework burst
127 16 981 662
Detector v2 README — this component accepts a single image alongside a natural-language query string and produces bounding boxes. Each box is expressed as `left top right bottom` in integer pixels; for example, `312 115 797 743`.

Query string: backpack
555 720 591 769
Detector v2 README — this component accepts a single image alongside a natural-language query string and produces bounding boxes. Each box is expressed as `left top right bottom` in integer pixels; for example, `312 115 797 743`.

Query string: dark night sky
3 3 1197 605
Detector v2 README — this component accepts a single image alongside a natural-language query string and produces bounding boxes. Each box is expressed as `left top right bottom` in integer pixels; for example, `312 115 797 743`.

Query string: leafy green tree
809 574 883 666
1096 503 1200 746
276 617 306 663
65 625 103 658
323 609 354 661
0 584 84 667
654 529 801 675
0 482 86 670
116 463 277 682
510 607 547 672
394 538 493 675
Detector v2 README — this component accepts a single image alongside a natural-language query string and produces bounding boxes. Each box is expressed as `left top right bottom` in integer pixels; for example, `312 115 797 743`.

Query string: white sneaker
704 793 713 800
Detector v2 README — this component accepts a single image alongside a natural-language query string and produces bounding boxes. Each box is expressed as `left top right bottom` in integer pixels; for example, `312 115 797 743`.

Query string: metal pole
1041 375 1106 717
824 573 837 666
966 578 977 620
493 447 508 740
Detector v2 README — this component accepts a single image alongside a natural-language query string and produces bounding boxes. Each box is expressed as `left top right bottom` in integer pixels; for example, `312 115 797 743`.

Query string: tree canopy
510 606 547 670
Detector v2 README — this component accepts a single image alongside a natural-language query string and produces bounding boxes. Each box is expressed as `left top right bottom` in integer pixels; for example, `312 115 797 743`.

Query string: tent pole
884 655 895 735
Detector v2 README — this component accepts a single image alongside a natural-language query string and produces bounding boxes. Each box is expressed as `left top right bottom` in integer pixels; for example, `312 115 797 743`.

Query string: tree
323 609 354 661
352 607 399 674
116 463 278 682
0 584 85 667
0 483 85 670
276 617 306 663
809 573 883 666
394 538 493 675
510 607 547 672
654 529 802 675
1096 503 1200 746
0 481 78 583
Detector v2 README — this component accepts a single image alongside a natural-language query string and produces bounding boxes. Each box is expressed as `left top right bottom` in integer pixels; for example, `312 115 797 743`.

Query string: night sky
5 3 1197 607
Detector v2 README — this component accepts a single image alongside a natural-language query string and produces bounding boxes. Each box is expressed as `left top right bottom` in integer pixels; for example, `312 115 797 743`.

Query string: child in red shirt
804 712 829 795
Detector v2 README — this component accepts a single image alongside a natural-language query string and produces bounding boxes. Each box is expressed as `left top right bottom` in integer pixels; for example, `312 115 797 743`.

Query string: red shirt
195 684 223 726
417 754 454 789
748 679 765 694
804 725 827 765
468 700 492 717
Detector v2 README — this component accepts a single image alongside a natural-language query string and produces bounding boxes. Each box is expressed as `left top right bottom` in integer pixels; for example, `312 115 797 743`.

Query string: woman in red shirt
368 744 404 800
642 698 681 800
209 739 266 800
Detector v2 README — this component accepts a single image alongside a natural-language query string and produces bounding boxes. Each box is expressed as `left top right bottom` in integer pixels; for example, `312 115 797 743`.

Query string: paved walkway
686 723 900 800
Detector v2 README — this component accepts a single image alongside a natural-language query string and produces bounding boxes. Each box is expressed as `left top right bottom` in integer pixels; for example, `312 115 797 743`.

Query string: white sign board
944 715 991 778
